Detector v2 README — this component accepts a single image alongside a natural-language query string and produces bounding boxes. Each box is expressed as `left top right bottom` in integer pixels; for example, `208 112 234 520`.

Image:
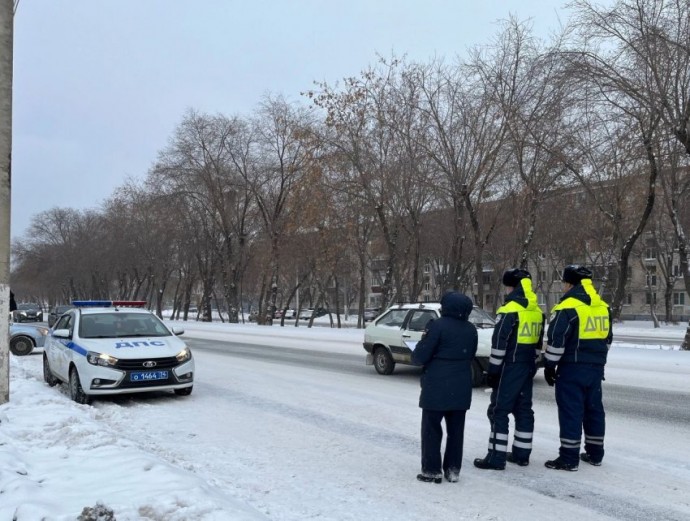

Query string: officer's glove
486 372 500 389
544 366 557 387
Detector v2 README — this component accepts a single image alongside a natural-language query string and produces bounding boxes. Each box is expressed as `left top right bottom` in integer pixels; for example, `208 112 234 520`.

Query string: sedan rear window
375 309 409 328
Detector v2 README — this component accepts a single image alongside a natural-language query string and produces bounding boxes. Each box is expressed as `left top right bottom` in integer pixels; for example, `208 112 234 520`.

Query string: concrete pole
0 0 13 404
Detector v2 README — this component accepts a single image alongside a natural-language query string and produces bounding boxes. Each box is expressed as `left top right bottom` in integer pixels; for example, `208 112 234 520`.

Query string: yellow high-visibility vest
552 297 609 340
496 300 543 344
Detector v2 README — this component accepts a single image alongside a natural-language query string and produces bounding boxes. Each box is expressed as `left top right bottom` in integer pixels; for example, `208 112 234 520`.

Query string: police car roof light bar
72 300 113 307
111 300 147 308
72 300 147 308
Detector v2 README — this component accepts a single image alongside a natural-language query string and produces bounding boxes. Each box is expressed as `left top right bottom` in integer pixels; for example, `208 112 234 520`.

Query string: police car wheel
69 367 91 404
9 335 34 356
174 386 193 396
373 347 395 375
43 355 59 387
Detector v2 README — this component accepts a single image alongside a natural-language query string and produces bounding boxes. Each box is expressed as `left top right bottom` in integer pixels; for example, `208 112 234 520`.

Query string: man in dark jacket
411 291 478 483
474 269 544 470
543 265 612 471
9 290 17 312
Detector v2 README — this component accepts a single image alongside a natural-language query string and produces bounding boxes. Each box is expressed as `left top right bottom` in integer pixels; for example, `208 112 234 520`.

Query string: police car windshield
79 312 171 339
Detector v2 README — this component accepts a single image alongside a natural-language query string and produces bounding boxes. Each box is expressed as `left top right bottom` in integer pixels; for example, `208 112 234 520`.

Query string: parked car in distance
298 308 328 320
48 304 74 327
10 323 50 356
362 302 495 386
12 302 43 323
43 300 194 404
363 308 380 322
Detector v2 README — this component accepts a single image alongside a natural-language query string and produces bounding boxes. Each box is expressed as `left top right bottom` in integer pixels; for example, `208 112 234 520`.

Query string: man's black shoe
473 457 505 470
507 453 529 467
580 453 602 466
417 473 442 483
544 458 578 471
444 471 459 483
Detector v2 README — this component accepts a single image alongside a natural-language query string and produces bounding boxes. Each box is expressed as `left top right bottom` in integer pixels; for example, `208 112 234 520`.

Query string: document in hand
404 340 418 351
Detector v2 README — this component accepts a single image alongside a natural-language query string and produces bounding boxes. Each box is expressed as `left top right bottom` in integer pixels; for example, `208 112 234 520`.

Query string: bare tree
249 95 315 322
307 58 417 309
414 57 509 305
150 110 255 322
476 18 571 268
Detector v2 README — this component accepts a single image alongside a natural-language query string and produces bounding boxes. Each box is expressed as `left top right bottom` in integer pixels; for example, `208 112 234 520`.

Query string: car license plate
130 370 168 382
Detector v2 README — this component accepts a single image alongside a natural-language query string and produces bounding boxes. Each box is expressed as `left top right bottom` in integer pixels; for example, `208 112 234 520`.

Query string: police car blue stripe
61 340 88 356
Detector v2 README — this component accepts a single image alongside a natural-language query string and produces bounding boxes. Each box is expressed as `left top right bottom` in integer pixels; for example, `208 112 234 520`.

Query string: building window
482 272 492 285
674 292 686 306
424 282 430 292
646 266 657 287
486 294 493 304
646 293 657 305
539 270 547 282
625 294 632 305
645 247 657 259
424 263 431 274
424 295 430 302
673 265 681 277
538 293 545 306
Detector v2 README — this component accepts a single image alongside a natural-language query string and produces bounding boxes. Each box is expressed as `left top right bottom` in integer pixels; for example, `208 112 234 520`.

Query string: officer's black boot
473 456 505 470
507 452 529 467
580 453 602 466
544 457 578 471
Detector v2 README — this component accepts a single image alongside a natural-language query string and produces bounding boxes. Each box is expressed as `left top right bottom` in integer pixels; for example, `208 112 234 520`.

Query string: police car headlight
86 351 118 367
175 347 192 363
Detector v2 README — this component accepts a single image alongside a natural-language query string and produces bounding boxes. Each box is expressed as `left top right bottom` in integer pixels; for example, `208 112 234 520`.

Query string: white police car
43 301 194 404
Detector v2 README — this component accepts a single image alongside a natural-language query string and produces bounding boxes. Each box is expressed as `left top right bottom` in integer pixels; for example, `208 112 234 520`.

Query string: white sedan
363 303 494 385
43 300 194 404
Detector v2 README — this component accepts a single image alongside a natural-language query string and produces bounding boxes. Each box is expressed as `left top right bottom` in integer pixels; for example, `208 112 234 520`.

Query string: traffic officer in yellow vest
544 265 612 471
474 269 544 470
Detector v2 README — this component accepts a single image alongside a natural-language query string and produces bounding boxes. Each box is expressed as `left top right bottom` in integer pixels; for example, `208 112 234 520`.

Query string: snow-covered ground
1 320 689 520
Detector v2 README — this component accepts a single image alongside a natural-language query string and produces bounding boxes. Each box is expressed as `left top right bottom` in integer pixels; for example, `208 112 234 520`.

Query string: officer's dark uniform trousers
555 363 605 464
487 362 534 464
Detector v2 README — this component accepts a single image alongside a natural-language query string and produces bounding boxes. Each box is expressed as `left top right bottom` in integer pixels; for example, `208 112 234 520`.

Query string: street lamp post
0 0 14 404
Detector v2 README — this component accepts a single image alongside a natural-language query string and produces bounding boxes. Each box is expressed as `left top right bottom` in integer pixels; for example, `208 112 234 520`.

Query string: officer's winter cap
502 268 531 287
440 291 473 320
562 265 593 285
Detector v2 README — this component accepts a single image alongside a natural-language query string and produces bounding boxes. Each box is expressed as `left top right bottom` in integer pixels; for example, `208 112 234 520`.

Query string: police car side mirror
53 328 71 339
171 326 184 336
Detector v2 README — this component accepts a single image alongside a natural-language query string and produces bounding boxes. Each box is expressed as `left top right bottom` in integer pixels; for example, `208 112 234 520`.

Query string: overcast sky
12 0 577 239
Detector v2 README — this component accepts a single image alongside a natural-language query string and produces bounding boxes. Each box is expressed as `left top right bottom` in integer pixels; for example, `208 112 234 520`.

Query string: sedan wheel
9 336 34 356
69 367 91 404
471 359 484 388
373 347 395 375
43 355 59 387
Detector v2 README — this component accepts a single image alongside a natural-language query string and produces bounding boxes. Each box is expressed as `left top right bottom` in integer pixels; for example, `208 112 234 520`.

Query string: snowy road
187 336 690 427
4 322 689 520
78 329 689 521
